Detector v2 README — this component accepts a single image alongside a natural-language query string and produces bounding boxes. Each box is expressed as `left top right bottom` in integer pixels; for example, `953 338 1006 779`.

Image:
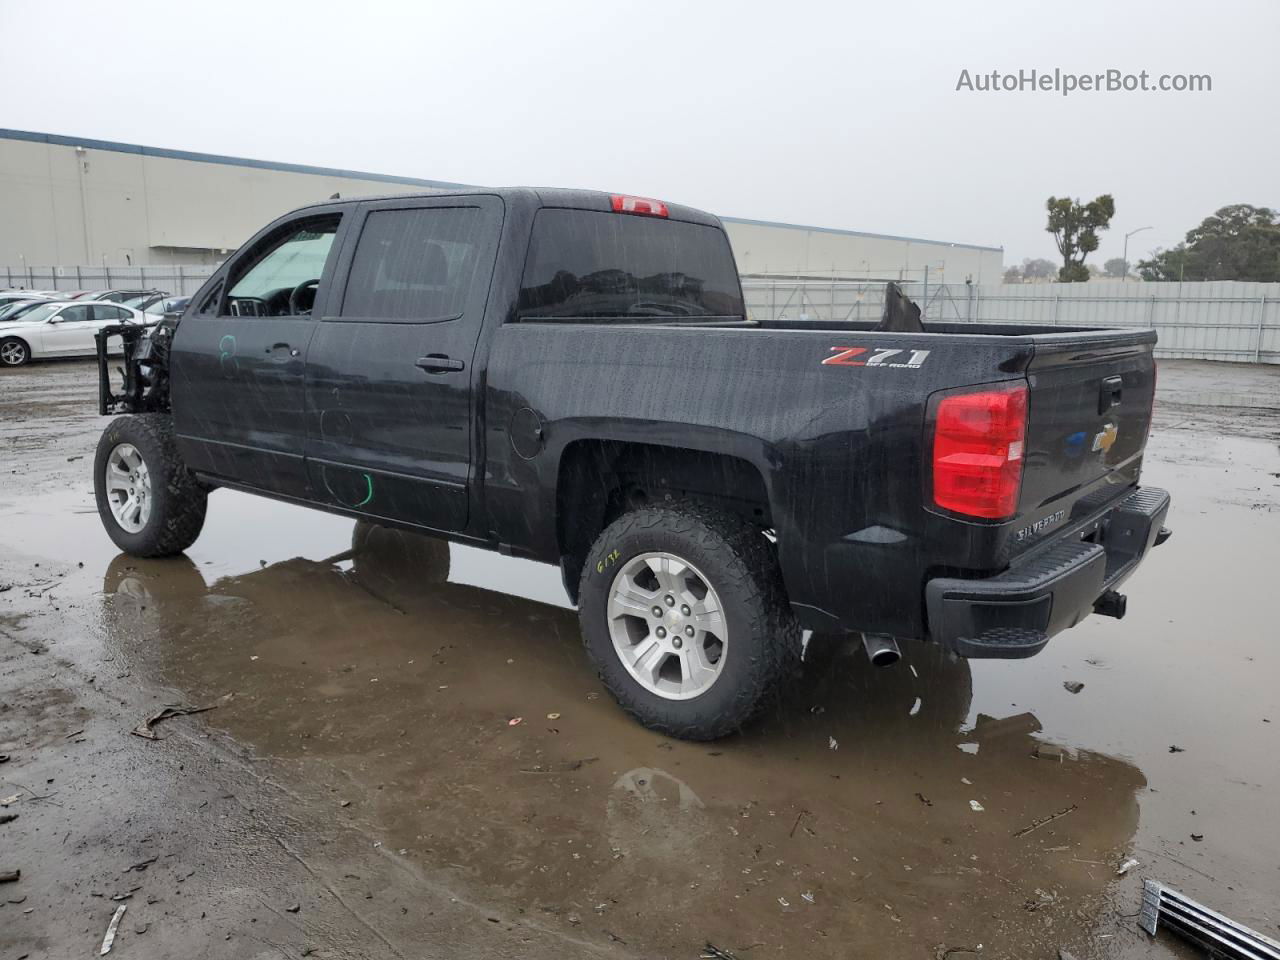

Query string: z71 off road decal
822 347 930 369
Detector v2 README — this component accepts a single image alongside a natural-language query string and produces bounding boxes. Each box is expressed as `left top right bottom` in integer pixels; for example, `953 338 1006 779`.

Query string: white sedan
0 301 153 367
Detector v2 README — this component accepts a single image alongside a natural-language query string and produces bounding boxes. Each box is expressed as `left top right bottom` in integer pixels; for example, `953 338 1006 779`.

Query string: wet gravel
1 357 1277 959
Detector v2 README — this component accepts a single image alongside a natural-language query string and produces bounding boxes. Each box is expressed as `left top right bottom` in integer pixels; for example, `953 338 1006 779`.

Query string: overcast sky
2 0 1275 266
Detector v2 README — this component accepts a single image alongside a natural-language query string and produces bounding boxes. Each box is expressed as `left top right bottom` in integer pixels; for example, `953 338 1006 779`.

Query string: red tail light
610 194 668 217
932 384 1028 519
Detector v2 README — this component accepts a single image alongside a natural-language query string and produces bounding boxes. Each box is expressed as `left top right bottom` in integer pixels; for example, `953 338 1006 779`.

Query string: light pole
1121 226 1152 281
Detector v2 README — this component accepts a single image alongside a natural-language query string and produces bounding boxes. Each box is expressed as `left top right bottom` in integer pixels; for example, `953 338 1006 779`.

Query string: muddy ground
0 358 1277 960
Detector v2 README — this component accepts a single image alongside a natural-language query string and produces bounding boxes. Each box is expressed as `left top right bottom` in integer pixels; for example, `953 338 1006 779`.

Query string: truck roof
290 186 723 227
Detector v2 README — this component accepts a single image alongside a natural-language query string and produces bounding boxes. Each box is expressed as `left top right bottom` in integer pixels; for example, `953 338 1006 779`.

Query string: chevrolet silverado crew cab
91 188 1171 739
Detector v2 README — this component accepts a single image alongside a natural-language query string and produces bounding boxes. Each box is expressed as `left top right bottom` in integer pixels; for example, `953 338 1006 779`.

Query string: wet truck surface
93 187 1169 739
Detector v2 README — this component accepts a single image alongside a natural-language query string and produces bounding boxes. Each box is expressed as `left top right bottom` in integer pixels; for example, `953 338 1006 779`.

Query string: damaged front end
95 319 176 416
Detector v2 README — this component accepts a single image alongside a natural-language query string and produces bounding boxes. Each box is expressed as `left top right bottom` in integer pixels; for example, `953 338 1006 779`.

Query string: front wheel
0 337 30 367
94 415 208 557
578 503 800 740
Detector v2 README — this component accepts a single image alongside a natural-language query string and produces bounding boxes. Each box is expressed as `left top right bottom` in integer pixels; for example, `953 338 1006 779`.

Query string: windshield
145 298 174 314
0 299 43 320
11 303 61 324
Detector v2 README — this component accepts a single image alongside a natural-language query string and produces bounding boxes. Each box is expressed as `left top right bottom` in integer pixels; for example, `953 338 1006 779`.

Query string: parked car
90 289 166 305
90 187 1171 739
143 296 190 318
0 289 58 304
0 297 54 322
0 300 151 367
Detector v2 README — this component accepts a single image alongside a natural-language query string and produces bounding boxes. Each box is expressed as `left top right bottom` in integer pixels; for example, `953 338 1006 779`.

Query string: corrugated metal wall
742 280 1280 364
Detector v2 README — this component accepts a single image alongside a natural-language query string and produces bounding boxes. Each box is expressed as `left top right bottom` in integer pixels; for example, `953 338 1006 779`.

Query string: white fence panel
742 279 1280 364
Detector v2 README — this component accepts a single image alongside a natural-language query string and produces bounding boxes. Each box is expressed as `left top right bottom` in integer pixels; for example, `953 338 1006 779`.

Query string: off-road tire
94 414 207 557
578 502 801 740
0 337 31 367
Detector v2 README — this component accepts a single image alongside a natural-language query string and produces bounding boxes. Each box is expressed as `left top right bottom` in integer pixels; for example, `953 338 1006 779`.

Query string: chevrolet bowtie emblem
1092 422 1119 453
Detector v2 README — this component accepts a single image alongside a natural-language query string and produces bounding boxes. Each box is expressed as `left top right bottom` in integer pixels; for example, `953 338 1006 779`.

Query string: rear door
170 209 347 499
303 195 503 532
1019 333 1156 516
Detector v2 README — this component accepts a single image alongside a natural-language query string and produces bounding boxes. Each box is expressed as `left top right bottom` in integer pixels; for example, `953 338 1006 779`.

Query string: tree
1046 195 1115 282
1137 246 1191 282
1103 257 1129 278
1138 205 1280 282
1003 266 1023 283
1021 258 1057 280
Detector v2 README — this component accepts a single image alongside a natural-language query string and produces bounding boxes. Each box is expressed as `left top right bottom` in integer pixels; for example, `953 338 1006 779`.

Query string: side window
58 305 92 323
340 207 485 321
93 304 129 322
224 215 340 318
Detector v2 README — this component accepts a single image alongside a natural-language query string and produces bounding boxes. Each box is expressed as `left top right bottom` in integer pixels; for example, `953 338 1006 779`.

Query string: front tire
94 415 208 557
578 503 800 740
0 337 30 367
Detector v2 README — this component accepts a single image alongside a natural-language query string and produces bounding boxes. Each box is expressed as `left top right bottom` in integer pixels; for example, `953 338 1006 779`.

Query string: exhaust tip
862 633 902 668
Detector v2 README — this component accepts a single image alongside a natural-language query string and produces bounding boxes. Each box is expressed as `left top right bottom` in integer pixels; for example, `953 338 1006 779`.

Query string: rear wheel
578 503 800 740
0 337 30 367
94 415 207 556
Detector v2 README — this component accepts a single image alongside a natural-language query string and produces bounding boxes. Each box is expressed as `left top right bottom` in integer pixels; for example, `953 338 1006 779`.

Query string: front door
170 209 347 499
304 195 503 532
40 303 97 355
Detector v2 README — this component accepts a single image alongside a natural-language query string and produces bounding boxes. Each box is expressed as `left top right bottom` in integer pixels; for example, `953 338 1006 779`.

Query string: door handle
267 342 301 358
416 355 465 374
1099 375 1123 413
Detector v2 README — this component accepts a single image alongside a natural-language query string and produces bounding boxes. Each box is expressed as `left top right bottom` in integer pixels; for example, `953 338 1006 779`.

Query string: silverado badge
1092 422 1119 453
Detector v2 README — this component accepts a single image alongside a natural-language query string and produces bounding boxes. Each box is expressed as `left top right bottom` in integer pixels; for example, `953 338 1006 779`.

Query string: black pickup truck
92 187 1170 739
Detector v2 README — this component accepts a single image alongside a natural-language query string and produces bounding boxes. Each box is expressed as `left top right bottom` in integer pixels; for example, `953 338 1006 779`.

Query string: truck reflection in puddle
101 522 1147 960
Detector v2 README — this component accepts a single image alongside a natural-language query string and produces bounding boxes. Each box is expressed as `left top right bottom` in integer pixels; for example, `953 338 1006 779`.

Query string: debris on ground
100 904 127 955
828 736 838 750
0 754 9 763
1117 858 1140 876
507 717 523 727
801 891 816 904
286 903 301 913
0 869 20 883
1012 804 1078 838
1033 743 1074 762
125 857 157 873
0 813 16 825
916 792 933 806
0 794 19 806
130 703 218 740
1190 833 1204 842
546 712 560 720
1168 745 1185 753
702 943 742 960
1063 681 1085 694
1139 879 1280 958
969 800 985 812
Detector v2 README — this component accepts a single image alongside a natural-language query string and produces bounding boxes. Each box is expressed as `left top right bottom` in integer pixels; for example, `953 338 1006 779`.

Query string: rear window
516 209 744 321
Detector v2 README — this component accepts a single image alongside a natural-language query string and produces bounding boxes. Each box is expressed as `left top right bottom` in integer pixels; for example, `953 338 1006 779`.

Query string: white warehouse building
0 129 1003 283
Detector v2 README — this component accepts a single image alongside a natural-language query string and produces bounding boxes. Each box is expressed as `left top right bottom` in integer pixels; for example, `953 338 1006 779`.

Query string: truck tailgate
1020 332 1156 517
